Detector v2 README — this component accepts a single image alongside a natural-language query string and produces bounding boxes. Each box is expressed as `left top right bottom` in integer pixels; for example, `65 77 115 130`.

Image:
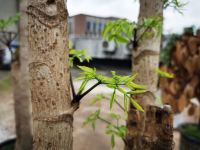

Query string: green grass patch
181 124 200 142
0 74 12 91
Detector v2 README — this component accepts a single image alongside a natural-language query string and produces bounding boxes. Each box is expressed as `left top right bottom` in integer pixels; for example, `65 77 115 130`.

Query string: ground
0 69 181 150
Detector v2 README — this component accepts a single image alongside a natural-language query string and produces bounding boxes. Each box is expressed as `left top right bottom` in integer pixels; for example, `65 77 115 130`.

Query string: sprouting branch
72 81 101 104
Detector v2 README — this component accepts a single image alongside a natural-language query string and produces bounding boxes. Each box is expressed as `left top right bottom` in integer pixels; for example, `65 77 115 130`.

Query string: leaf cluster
83 109 101 130
83 109 127 148
163 0 187 13
102 16 163 47
138 16 163 40
155 68 174 78
0 13 20 30
69 49 91 67
77 66 146 112
102 19 136 45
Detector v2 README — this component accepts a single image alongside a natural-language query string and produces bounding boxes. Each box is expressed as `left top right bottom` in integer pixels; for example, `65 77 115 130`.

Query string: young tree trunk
12 0 32 149
28 0 73 149
125 0 165 149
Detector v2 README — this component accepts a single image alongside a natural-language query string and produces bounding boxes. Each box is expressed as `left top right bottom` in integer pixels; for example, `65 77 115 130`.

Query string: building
69 14 132 60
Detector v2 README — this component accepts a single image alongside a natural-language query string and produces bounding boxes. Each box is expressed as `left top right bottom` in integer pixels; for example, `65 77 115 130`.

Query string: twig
98 116 113 125
115 100 125 111
72 81 101 103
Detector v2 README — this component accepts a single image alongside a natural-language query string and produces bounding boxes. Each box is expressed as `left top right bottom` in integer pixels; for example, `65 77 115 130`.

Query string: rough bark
125 105 173 150
12 0 33 149
125 0 166 149
28 0 73 149
133 0 163 108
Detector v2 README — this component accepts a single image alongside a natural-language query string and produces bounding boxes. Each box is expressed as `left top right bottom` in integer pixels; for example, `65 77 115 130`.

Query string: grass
181 124 200 142
0 72 12 92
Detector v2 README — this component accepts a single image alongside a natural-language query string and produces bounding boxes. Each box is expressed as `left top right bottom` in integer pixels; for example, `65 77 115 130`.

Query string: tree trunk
125 0 165 149
28 0 73 149
12 0 33 149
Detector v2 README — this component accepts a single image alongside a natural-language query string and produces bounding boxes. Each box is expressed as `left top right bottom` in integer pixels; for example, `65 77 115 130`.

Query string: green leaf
83 109 101 129
111 134 115 148
109 112 121 120
91 94 106 105
155 68 174 78
110 89 116 110
78 66 94 74
124 94 128 112
127 89 147 94
117 87 126 94
78 79 88 95
116 35 129 43
126 82 146 90
130 98 144 112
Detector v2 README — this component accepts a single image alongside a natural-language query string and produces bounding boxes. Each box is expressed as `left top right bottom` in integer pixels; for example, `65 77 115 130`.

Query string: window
93 22 96 33
86 21 91 32
98 23 102 33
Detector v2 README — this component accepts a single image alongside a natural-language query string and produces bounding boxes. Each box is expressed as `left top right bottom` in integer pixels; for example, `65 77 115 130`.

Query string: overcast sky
67 0 200 34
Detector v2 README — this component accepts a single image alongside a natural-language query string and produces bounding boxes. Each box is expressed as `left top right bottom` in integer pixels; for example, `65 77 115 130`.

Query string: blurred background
0 0 199 150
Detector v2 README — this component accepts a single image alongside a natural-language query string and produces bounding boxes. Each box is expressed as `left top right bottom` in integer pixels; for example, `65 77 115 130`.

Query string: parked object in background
0 41 19 69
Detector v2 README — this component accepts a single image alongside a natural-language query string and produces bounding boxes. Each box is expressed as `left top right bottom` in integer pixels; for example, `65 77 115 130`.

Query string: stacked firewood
160 29 200 113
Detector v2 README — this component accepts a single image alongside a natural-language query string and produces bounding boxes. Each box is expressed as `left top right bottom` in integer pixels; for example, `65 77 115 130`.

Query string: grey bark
28 0 73 149
12 0 33 149
125 0 165 149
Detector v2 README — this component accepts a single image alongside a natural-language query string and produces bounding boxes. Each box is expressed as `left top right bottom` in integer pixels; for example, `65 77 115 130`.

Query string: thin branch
115 100 125 111
72 81 101 103
98 116 113 125
70 72 76 99
133 28 138 50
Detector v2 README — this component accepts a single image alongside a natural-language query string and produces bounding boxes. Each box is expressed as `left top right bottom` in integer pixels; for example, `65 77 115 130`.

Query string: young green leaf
130 98 144 112
109 112 121 120
127 89 147 94
77 79 88 95
155 68 174 78
124 94 128 112
110 89 116 110
111 134 115 148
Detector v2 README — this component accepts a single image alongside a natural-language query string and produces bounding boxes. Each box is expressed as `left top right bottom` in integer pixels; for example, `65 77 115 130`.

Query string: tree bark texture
12 0 33 149
125 105 173 150
28 0 73 149
125 0 166 149
133 0 163 108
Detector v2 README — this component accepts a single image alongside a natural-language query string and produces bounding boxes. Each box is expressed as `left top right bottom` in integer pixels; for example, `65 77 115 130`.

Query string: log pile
160 29 200 113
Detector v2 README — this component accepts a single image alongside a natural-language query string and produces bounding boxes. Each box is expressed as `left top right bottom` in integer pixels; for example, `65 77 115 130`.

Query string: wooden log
187 37 200 55
172 41 189 66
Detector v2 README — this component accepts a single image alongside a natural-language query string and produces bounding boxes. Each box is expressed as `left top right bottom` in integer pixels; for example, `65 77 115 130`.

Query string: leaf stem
115 100 125 111
98 116 112 125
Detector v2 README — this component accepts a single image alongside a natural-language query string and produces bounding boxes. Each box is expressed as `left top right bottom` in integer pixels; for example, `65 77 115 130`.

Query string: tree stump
125 105 173 150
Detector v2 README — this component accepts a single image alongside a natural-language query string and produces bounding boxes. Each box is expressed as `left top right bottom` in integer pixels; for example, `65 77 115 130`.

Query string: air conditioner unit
102 41 117 55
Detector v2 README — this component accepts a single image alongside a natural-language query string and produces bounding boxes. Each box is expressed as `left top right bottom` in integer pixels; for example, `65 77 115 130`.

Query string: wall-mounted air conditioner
102 41 117 55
